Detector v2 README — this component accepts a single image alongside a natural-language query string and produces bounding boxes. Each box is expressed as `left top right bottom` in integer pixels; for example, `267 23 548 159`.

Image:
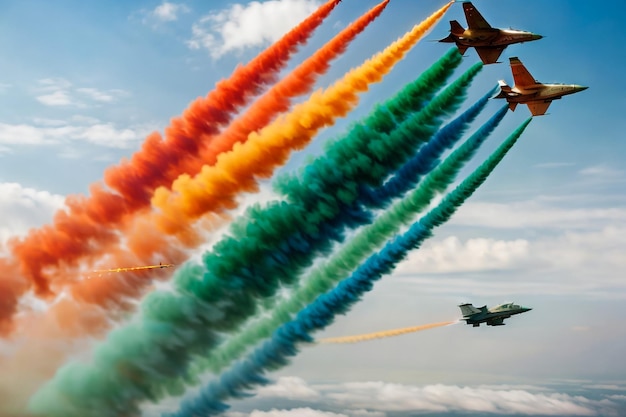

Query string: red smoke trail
2 0 340 313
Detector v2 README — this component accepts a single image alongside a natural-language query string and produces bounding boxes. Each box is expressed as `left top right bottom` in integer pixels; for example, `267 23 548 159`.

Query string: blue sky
1 0 625 416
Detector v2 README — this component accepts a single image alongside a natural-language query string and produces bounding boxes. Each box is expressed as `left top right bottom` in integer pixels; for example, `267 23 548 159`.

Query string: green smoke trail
180 63 482 380
193 103 503 376
161 59 475 393
26 53 467 417
276 63 482 206
156 50 463 309
168 119 534 416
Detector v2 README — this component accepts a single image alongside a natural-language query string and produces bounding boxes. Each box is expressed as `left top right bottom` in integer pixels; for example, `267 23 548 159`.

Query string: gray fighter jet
494 57 588 116
459 302 532 327
438 2 543 64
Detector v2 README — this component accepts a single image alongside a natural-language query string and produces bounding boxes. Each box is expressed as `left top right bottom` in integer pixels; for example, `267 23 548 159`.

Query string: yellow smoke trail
152 1 454 235
319 321 455 344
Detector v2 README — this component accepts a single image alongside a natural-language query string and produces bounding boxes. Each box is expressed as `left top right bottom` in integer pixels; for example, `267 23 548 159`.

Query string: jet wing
526 100 552 116
475 47 504 64
510 57 538 89
463 2 491 30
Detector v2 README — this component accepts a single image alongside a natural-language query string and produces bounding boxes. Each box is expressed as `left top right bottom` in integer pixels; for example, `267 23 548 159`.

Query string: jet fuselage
453 28 542 48
504 83 589 104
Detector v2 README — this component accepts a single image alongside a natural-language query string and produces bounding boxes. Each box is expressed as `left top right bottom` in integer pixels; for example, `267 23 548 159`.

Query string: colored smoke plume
318 321 454 344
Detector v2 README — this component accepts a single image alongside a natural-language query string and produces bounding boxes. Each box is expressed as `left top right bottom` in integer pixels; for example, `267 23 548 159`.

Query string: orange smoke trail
195 0 390 168
154 1 454 235
319 321 454 344
51 1 390 313
3 0 340 303
104 0 342 204
0 260 27 335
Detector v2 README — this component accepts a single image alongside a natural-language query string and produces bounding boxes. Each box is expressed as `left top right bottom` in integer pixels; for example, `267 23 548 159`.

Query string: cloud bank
188 0 321 58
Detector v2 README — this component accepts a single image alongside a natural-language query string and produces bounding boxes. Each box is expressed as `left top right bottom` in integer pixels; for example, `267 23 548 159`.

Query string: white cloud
532 226 626 272
0 118 150 148
152 2 189 21
0 122 69 145
0 183 65 250
326 382 605 415
579 164 624 180
36 90 75 106
69 115 101 124
31 118 68 127
345 411 385 417
534 162 576 169
450 200 626 229
187 0 320 58
0 83 12 93
394 225 626 296
398 236 530 274
225 409 350 417
256 376 320 400
245 379 619 416
397 197 626 296
34 78 128 107
580 165 622 176
76 87 129 103
35 78 79 106
477 384 552 392
38 77 72 91
74 123 142 147
583 384 626 391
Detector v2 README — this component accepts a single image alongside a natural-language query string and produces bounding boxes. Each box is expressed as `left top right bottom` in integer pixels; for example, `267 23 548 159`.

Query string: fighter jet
459 302 532 327
494 57 588 116
438 2 543 64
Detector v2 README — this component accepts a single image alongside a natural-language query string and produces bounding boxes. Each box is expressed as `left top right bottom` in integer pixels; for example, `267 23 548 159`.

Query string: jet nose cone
532 34 543 41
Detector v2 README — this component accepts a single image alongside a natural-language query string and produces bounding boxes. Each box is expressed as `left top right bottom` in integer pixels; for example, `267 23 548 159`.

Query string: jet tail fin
449 20 465 36
438 20 465 43
459 303 481 317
